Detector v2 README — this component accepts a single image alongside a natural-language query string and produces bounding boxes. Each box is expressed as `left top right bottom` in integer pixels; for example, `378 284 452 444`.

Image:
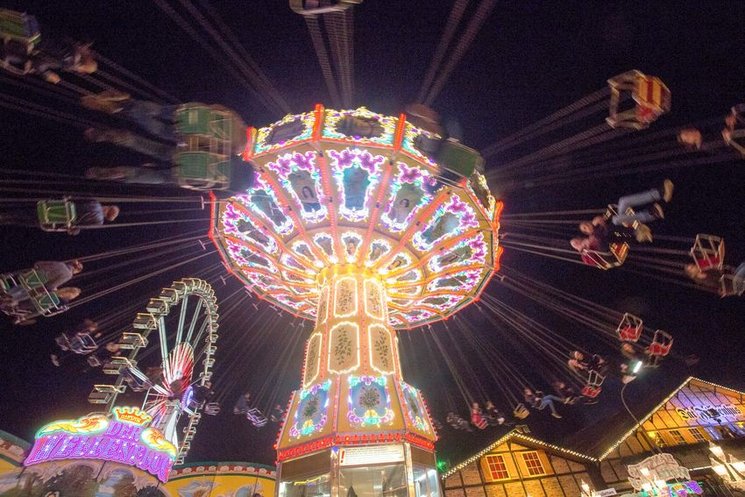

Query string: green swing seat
37 199 77 231
173 105 235 190
0 9 41 46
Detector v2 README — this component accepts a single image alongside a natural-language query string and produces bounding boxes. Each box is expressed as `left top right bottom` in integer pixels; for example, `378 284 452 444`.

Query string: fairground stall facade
441 377 745 497
0 426 276 497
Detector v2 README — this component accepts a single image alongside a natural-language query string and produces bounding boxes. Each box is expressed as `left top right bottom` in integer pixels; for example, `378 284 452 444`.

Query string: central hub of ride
211 105 502 497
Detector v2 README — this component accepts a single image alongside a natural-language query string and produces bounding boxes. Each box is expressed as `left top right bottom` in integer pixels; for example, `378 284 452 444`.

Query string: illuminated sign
625 454 702 497
594 489 618 497
339 444 404 466
24 407 176 483
676 404 743 422
626 481 703 497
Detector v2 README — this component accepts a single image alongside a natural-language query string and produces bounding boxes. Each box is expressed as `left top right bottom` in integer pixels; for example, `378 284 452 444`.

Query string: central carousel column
276 265 439 497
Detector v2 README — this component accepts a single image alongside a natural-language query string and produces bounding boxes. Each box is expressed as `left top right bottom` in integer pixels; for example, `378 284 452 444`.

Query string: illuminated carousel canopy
212 104 502 329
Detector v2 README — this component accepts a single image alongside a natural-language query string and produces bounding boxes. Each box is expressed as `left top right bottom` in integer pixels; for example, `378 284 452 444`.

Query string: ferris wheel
88 278 219 464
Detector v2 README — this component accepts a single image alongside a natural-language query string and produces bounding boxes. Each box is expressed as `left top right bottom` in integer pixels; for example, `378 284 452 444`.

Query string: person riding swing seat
0 198 119 234
0 269 70 324
0 9 96 83
576 205 633 270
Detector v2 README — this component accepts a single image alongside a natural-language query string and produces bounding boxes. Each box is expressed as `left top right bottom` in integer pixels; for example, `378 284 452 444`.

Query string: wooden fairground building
440 377 745 497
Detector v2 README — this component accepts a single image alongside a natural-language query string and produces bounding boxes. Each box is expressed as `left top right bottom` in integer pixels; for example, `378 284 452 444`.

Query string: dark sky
0 0 744 467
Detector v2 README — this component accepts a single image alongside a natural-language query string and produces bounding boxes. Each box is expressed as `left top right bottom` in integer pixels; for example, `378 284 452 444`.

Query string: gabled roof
441 428 596 478
440 376 745 477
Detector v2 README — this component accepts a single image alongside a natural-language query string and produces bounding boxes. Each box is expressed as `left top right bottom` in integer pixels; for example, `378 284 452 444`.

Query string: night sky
0 0 744 467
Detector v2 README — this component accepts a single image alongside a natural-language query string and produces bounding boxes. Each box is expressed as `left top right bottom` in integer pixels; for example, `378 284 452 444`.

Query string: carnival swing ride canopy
212 105 502 329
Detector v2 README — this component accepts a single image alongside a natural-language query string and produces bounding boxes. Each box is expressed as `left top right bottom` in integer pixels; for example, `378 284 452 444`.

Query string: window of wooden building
522 451 546 476
484 455 511 480
689 427 708 443
668 429 686 445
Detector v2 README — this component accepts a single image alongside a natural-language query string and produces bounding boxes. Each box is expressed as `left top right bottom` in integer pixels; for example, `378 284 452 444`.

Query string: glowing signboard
24 407 176 483
619 481 703 497
676 404 743 422
338 444 404 466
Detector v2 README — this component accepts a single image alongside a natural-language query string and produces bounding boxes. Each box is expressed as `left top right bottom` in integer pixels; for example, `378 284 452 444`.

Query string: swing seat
289 0 362 16
606 70 671 130
0 9 39 78
37 199 77 232
647 330 673 361
174 105 236 191
19 269 66 317
0 269 65 323
247 407 268 427
581 385 602 398
719 273 745 297
581 242 628 270
617 313 643 342
605 203 640 230
690 234 725 271
437 141 485 181
176 105 216 136
0 9 40 46
69 332 98 354
513 403 530 419
587 369 605 387
173 153 231 191
204 402 221 415
0 273 18 293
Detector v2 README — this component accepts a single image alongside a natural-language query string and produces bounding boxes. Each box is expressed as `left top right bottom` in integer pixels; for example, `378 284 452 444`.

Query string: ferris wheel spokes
86 278 219 464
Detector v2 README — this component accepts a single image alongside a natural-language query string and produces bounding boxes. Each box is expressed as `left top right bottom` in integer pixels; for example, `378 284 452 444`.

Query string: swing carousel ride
0 0 744 489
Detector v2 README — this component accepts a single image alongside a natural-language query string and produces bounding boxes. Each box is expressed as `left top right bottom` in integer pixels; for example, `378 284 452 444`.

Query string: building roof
439 375 745 477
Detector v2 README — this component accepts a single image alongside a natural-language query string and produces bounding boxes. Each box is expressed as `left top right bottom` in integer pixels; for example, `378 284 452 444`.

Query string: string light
442 430 597 478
